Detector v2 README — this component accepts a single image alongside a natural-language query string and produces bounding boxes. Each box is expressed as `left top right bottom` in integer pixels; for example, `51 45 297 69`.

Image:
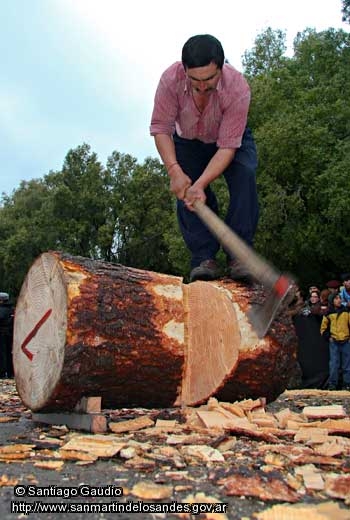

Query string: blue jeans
329 339 350 387
174 128 259 268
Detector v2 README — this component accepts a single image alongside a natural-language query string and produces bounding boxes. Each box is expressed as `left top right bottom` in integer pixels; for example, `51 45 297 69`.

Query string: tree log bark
13 252 298 412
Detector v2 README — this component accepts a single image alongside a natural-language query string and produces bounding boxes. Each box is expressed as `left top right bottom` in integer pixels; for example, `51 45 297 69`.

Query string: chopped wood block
313 441 346 457
196 410 235 429
154 419 178 430
308 418 350 434
275 408 307 429
295 465 324 490
32 412 107 433
61 434 126 457
251 418 279 428
302 405 347 419
324 474 350 500
181 445 225 462
33 460 64 470
217 401 246 418
294 427 329 443
74 397 101 413
109 416 154 433
131 480 173 500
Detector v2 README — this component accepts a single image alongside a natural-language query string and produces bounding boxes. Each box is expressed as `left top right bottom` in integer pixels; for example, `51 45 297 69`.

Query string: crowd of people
296 274 350 391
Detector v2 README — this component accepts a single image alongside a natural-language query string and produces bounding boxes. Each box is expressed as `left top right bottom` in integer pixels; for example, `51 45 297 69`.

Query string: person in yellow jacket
320 293 350 390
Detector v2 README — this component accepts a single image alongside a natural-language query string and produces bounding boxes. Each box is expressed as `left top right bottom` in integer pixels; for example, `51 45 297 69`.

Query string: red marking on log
274 276 290 297
21 309 52 361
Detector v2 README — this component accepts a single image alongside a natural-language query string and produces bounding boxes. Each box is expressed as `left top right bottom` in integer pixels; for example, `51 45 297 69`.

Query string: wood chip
294 464 324 490
58 449 98 462
181 445 225 462
124 456 156 470
218 473 299 502
0 475 19 486
324 474 350 500
33 460 64 470
254 501 350 519
109 416 154 433
302 405 347 419
131 480 173 500
61 434 125 457
294 427 329 443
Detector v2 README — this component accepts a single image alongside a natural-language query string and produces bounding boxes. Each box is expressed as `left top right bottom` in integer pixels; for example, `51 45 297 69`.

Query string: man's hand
184 183 206 211
169 166 192 200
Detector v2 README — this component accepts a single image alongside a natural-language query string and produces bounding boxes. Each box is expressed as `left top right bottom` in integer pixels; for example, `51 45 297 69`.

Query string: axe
192 200 295 338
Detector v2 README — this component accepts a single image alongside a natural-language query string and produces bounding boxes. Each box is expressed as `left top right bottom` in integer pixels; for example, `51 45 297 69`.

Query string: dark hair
182 34 225 70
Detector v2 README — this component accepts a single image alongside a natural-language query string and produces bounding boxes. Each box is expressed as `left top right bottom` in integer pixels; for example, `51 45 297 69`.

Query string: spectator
320 288 331 315
301 290 320 316
308 285 320 296
308 290 322 315
339 273 350 308
326 280 341 305
320 293 350 391
0 292 14 378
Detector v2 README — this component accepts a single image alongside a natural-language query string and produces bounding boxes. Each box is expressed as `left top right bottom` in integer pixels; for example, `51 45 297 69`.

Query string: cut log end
181 282 240 406
13 253 68 411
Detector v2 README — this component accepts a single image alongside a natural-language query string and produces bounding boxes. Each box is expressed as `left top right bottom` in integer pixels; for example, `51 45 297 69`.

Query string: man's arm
154 134 192 200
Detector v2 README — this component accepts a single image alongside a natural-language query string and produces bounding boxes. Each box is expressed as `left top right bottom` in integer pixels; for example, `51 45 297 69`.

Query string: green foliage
342 0 350 22
246 27 350 289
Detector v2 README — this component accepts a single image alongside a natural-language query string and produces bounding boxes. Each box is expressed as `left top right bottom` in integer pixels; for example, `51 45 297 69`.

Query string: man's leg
341 340 350 388
328 340 340 389
223 128 259 248
174 135 220 269
222 128 258 280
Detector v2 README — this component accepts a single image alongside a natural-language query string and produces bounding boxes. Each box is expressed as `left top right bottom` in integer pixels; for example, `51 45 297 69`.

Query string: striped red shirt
150 62 251 149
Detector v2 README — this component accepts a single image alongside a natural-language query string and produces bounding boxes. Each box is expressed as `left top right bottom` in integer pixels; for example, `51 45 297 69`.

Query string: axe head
248 275 296 338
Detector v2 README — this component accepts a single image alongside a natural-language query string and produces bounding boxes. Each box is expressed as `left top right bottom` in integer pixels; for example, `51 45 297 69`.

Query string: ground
0 379 349 520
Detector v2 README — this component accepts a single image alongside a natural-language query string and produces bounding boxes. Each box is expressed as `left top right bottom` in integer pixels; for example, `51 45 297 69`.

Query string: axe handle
192 200 280 290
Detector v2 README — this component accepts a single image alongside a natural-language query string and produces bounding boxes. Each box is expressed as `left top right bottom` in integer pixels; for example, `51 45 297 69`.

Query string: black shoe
190 259 220 282
343 385 350 391
328 384 337 391
227 260 251 283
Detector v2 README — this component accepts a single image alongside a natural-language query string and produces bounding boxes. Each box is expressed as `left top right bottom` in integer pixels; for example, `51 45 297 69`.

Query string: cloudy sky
1 0 348 195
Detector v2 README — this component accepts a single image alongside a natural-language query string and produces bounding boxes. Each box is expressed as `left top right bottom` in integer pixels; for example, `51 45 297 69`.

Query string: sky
1 0 348 196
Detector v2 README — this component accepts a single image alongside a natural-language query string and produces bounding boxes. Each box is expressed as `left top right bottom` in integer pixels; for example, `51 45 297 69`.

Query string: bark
13 252 298 412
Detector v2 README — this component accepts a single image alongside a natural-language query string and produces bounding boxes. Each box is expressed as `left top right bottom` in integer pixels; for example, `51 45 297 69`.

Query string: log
13 252 298 412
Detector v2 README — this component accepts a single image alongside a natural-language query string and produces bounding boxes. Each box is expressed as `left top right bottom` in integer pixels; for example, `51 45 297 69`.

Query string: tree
242 27 287 77
246 27 350 287
342 0 350 22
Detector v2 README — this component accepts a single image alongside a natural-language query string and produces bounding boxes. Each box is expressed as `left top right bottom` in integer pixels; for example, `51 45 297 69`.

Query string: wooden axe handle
192 200 280 290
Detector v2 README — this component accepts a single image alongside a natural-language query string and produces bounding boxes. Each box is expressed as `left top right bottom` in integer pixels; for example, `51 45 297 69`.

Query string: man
320 293 350 391
340 273 350 308
0 292 14 378
150 34 258 282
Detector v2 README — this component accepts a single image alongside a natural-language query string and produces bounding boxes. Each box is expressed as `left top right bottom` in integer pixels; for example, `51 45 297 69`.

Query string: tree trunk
13 252 298 412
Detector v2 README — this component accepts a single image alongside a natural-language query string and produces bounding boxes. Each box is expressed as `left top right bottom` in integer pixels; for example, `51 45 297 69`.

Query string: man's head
342 273 350 290
326 280 341 293
182 34 224 93
0 292 9 303
331 293 342 308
